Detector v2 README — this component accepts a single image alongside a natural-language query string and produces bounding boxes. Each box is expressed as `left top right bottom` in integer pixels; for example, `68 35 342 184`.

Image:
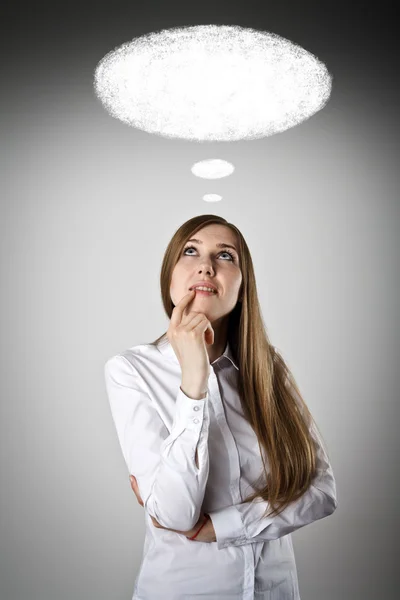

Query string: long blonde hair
150 214 326 518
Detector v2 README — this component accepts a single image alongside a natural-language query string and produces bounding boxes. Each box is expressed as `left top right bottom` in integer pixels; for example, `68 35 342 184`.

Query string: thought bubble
94 24 332 142
202 194 223 203
191 159 235 179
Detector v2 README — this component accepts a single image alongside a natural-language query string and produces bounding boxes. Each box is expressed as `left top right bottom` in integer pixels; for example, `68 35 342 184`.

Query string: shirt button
193 418 199 424
193 406 200 411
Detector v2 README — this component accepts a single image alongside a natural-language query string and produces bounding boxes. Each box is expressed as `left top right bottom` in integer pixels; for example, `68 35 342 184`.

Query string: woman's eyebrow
186 238 238 253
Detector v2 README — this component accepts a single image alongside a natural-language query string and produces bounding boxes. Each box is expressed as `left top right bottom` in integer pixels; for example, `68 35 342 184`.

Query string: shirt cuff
170 387 208 433
208 504 248 550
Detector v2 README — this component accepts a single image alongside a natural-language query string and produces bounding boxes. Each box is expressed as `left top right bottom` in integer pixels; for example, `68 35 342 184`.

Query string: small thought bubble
202 194 223 203
191 159 235 180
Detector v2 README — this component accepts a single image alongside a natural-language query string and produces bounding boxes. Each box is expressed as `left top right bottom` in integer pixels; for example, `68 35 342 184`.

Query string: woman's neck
207 317 229 363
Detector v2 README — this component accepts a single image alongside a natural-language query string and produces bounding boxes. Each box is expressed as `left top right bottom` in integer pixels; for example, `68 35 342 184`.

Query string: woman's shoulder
105 335 172 376
105 341 159 370
104 339 171 394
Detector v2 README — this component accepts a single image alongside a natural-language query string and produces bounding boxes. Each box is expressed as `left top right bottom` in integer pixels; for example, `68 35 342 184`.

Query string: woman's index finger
170 290 195 324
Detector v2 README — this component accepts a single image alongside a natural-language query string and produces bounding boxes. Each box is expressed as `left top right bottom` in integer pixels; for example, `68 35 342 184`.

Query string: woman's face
170 224 243 323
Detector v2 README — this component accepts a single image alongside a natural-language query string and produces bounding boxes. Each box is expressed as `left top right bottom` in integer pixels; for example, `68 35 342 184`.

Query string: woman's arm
105 354 210 531
130 474 216 541
207 420 337 549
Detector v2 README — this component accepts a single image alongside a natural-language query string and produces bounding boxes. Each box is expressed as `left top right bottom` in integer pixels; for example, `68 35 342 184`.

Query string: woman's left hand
129 475 216 542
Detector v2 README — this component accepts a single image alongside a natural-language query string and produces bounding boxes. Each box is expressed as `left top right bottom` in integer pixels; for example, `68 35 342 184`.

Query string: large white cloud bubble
94 24 332 142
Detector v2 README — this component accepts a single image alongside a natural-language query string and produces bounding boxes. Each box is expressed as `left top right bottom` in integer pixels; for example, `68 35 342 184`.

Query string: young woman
104 214 338 599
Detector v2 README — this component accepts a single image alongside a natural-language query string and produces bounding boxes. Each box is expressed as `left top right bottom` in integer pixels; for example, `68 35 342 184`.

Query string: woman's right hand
167 289 214 398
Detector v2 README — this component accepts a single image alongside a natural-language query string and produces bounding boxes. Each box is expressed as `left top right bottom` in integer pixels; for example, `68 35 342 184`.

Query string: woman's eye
183 246 234 261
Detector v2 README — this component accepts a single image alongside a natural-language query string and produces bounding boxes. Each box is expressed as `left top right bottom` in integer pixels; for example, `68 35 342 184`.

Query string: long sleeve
208 418 338 550
104 354 210 531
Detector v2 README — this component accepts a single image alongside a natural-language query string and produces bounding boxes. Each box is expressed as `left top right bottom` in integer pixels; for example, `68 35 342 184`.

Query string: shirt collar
157 335 239 371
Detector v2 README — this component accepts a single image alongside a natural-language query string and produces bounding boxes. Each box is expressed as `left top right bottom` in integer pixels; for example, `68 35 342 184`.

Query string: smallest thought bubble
203 194 223 202
191 159 235 180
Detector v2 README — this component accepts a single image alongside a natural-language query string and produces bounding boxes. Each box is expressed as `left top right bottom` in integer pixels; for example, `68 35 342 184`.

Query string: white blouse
104 335 337 600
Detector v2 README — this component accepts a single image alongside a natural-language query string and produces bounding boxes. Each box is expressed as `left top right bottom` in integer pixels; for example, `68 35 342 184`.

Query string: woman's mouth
193 289 216 296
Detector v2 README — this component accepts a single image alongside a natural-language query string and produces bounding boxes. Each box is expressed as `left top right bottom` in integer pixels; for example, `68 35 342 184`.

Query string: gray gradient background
1 1 399 599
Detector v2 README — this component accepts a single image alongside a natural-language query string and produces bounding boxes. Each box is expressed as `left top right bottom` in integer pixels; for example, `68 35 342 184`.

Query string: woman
104 214 338 599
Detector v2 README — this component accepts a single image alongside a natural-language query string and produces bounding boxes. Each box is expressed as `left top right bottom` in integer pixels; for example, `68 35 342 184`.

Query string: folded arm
208 419 338 550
